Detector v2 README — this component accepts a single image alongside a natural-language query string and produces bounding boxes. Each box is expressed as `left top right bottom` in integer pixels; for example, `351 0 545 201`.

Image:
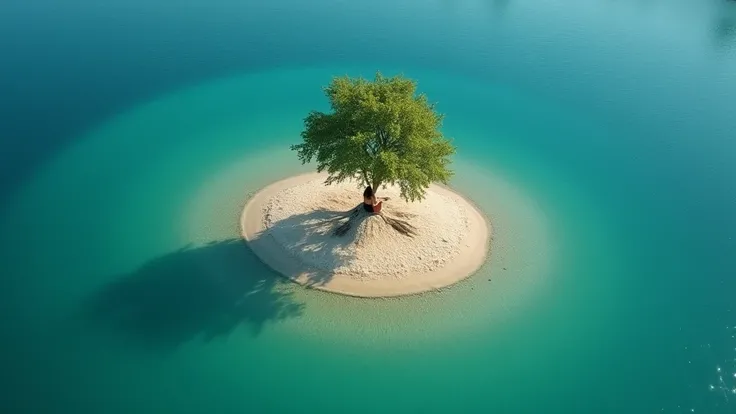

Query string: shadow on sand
256 207 358 289
259 203 412 289
82 238 305 349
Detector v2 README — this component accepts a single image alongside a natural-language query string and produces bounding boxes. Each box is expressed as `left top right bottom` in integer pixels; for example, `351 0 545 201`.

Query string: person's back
363 185 382 213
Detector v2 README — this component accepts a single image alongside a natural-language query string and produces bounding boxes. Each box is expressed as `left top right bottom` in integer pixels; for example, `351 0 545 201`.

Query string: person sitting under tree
362 185 387 213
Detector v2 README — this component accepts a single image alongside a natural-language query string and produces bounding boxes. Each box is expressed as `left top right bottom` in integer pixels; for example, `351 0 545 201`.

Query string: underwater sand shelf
240 173 491 297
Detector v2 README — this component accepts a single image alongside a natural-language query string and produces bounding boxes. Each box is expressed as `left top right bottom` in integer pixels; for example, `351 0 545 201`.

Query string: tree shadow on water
82 238 305 350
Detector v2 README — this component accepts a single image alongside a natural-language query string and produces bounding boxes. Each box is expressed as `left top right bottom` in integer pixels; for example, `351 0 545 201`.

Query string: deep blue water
1 1 736 413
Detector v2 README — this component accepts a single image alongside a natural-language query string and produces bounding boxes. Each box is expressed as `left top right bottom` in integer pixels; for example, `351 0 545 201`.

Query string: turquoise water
1 1 736 413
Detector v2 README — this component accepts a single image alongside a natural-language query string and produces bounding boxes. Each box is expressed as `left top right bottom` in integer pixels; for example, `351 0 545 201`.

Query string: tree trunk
371 180 382 196
361 169 370 188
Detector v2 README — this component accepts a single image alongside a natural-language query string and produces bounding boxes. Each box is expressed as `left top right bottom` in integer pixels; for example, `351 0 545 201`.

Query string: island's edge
239 173 492 298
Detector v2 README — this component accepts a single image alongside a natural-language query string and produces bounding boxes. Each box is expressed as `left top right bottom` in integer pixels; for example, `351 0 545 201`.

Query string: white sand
241 173 491 297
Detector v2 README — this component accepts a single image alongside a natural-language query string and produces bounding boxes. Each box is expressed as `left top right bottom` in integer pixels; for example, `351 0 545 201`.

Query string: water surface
1 1 735 413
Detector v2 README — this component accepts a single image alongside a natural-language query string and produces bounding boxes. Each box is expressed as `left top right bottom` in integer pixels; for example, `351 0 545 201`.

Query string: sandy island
240 173 490 297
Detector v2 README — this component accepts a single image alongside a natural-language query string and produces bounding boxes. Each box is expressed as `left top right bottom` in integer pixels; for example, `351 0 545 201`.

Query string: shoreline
240 173 491 298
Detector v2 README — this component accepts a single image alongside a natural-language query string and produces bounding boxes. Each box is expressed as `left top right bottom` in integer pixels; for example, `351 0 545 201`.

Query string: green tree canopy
291 72 456 202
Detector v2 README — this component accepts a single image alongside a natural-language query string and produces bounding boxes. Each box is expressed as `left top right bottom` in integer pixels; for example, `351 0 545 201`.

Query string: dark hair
363 185 374 198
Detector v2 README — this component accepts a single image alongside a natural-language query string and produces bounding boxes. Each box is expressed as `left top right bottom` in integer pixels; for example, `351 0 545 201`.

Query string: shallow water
1 1 736 413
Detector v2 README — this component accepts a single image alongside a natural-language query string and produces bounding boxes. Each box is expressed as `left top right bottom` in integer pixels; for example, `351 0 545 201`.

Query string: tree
291 72 456 202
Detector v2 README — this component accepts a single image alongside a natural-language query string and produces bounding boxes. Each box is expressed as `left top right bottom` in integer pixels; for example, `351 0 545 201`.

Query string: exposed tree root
379 214 418 237
333 206 363 237
333 204 417 237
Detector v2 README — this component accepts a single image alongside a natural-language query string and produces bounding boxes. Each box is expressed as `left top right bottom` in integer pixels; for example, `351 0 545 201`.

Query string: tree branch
361 169 370 187
377 128 388 149
372 179 382 194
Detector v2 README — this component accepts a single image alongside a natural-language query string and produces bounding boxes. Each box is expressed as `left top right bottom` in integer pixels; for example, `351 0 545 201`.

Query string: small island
240 73 491 297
